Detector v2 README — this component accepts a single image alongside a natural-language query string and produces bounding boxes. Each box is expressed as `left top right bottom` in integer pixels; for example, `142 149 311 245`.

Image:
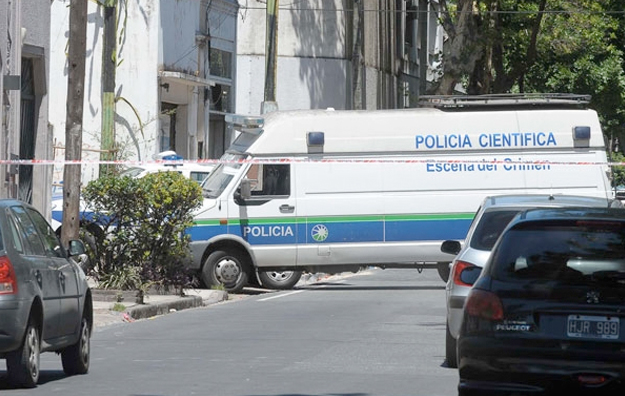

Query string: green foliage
438 1 625 172
112 303 126 312
82 171 203 293
609 151 625 188
98 265 141 290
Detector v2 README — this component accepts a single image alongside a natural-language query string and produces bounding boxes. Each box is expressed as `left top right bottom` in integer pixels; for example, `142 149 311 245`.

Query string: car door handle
59 272 65 289
34 270 42 286
279 204 295 213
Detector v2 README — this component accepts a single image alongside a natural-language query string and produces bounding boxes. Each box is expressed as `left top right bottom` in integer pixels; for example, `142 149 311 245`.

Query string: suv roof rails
418 93 591 111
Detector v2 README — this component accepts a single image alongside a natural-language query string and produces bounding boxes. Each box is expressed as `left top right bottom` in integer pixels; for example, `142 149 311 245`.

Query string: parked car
0 200 92 388
440 194 622 368
51 151 213 232
457 207 625 395
119 161 213 184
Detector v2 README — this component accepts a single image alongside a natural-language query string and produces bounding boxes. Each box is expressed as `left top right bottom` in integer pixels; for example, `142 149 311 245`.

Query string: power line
236 5 625 15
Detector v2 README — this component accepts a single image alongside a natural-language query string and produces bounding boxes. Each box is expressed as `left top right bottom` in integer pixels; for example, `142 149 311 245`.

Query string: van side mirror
235 178 252 201
441 240 462 256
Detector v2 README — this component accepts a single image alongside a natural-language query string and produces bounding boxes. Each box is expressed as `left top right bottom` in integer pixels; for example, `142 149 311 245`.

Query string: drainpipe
261 0 278 114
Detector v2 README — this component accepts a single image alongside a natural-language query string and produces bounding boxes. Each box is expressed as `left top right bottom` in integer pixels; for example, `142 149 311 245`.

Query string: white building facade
235 0 444 115
0 0 53 214
49 0 238 187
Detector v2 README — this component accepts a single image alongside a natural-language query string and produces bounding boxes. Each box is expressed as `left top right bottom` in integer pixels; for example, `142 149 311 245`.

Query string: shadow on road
0 370 67 389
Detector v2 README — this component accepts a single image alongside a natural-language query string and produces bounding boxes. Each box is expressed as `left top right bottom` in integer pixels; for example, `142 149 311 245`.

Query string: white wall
160 0 200 73
49 0 161 187
235 0 350 115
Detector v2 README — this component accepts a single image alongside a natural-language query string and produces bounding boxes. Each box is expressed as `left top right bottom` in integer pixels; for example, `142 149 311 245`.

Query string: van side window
247 164 290 197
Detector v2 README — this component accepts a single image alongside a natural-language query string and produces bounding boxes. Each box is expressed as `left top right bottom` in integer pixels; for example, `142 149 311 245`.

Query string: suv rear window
491 220 625 282
469 210 519 251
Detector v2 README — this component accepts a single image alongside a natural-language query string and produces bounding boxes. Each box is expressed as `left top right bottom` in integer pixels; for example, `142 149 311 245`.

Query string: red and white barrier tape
4 158 624 166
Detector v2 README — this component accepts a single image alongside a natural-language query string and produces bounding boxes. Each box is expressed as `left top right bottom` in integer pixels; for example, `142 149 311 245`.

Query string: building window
210 84 231 113
209 48 232 79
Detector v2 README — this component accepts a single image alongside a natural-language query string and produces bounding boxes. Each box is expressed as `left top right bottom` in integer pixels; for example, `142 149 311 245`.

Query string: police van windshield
201 153 245 198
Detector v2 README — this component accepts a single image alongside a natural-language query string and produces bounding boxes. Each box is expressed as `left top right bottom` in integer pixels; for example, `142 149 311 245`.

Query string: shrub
82 171 203 294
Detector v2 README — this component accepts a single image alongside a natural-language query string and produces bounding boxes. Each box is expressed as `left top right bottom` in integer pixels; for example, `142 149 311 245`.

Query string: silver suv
440 194 621 368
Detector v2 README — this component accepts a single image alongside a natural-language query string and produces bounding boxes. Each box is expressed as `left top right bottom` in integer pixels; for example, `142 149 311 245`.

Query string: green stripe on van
193 212 475 226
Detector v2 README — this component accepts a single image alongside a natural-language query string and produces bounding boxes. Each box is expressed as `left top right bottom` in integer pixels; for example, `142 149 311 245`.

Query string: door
227 163 297 267
8 206 63 340
26 208 81 337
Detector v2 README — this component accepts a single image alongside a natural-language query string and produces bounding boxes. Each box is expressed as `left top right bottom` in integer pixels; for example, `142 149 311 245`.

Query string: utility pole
61 0 88 246
261 0 279 114
101 0 117 176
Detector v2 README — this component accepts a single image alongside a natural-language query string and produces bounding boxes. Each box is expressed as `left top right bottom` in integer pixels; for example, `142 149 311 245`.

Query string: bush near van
81 171 203 295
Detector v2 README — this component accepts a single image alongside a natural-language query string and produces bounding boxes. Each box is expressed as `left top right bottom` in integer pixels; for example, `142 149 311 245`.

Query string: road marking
258 290 305 301
257 279 350 301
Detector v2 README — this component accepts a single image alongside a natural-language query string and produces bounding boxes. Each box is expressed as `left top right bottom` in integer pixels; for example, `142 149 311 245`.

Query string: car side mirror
441 240 462 256
68 239 86 256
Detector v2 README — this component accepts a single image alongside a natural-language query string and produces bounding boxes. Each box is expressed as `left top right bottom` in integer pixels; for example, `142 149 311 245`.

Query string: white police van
186 94 614 292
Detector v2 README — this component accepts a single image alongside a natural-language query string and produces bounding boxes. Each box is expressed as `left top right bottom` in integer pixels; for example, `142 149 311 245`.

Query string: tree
431 1 625 165
432 1 625 95
431 0 483 94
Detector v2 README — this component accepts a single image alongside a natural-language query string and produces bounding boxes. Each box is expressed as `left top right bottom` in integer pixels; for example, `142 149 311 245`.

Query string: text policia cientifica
416 132 557 150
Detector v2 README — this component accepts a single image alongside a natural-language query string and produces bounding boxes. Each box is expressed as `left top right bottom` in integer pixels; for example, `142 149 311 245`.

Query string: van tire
445 321 458 368
202 249 249 293
258 270 302 290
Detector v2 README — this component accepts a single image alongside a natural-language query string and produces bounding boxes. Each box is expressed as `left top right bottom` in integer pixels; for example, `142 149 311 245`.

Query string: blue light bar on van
573 126 590 148
225 114 264 134
307 132 324 154
307 132 325 146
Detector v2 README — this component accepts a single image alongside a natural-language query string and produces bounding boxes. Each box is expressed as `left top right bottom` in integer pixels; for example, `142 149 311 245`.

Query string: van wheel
7 320 40 388
61 316 91 375
445 321 458 368
437 262 451 283
258 270 302 290
202 249 249 293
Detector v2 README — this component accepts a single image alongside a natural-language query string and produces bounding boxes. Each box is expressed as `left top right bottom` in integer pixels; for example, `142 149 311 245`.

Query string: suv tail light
465 289 503 320
0 256 17 294
452 260 476 287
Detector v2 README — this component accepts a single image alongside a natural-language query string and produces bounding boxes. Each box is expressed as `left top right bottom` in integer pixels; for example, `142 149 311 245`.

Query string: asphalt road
0 268 458 396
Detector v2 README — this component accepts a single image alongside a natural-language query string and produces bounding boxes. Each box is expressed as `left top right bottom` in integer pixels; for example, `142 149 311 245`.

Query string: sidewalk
92 288 228 328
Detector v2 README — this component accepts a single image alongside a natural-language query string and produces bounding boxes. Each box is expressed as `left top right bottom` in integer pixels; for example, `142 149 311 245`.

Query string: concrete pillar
187 86 199 160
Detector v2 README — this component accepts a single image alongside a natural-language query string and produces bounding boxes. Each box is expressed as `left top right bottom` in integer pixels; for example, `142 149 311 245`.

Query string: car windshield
201 153 245 198
491 219 625 283
469 210 520 251
119 167 146 178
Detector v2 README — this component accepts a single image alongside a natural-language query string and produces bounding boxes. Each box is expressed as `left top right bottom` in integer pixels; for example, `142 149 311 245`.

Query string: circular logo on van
311 224 329 242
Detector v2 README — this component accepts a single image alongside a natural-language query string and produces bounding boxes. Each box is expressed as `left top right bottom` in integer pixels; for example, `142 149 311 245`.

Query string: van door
228 163 297 267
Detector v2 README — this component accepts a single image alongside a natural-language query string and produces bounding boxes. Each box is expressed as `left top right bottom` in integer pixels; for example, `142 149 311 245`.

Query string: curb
93 289 229 327
127 295 204 320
